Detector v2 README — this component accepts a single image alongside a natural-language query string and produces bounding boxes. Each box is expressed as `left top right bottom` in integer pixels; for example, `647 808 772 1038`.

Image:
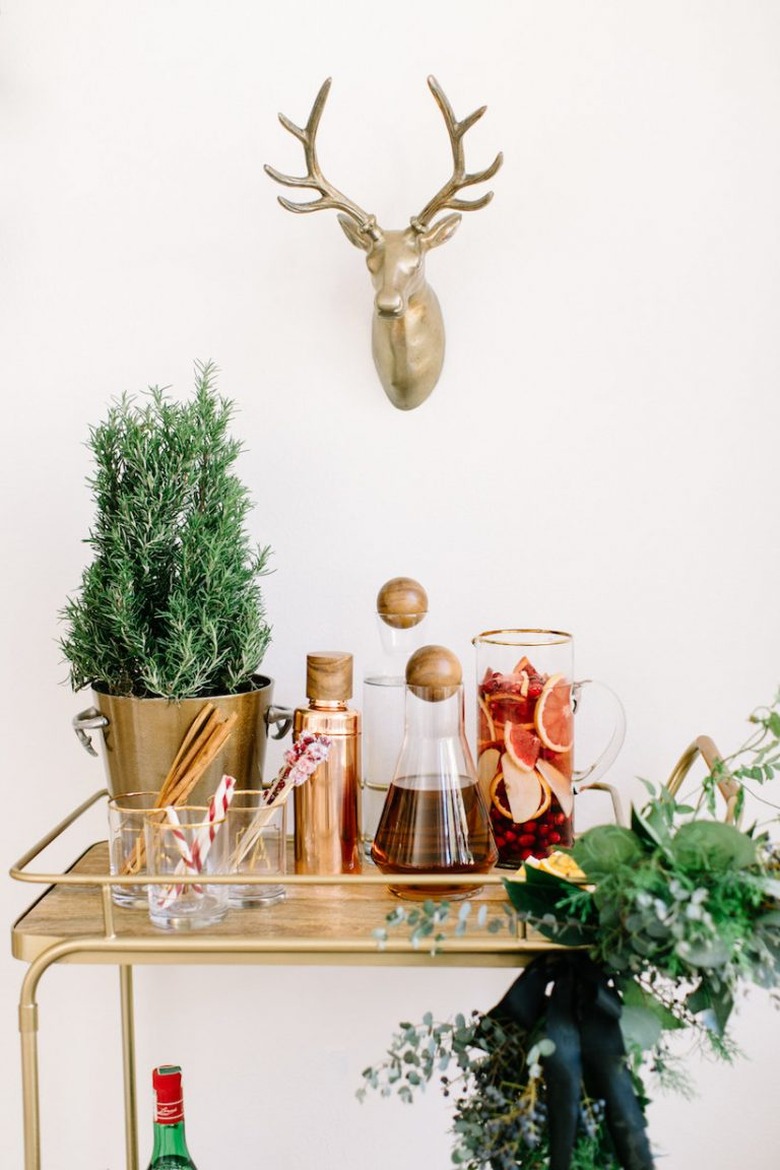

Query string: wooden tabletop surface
11 842 558 968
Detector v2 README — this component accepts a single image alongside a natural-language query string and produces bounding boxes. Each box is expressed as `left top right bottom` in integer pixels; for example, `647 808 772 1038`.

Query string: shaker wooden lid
376 577 428 630
306 652 353 701
405 644 462 701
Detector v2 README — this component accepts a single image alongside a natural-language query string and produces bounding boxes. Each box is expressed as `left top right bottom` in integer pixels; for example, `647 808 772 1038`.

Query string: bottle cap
152 1065 184 1124
306 651 353 701
405 645 462 701
376 577 428 630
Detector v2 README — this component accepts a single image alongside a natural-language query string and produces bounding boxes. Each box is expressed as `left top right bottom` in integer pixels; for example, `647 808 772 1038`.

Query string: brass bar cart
11 741 727 1170
11 790 560 1170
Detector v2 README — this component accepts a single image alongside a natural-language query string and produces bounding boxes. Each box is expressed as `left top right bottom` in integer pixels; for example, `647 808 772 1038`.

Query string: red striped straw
160 805 202 908
163 805 201 873
194 774 236 867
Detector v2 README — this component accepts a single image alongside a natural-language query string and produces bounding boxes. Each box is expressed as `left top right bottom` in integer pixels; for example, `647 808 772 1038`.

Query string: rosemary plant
60 361 271 700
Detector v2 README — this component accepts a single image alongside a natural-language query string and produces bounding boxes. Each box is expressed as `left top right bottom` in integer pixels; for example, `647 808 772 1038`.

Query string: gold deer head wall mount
265 77 503 411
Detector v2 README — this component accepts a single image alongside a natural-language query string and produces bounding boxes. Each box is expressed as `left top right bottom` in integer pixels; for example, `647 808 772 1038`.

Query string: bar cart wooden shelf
11 788 567 1170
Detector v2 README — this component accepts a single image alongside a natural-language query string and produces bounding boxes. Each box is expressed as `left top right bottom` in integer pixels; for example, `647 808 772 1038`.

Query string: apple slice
535 758 574 817
502 756 544 823
477 747 501 802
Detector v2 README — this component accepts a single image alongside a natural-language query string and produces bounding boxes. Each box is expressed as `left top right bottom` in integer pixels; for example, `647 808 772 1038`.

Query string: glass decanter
371 645 497 899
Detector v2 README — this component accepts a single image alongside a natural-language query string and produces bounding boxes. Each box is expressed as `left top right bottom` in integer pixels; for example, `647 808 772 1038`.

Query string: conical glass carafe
362 577 429 855
371 646 497 899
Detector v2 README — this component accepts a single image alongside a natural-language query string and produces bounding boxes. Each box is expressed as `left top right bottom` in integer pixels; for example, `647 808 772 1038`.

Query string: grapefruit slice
502 756 545 823
535 757 574 817
534 674 573 753
504 721 540 772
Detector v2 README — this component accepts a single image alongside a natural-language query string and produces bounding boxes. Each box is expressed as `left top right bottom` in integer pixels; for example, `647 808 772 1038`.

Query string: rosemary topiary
60 361 271 700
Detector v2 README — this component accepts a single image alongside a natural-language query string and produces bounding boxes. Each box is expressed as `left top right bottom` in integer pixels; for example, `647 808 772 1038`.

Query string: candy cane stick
158 805 202 908
164 805 201 872
194 774 236 867
159 779 236 907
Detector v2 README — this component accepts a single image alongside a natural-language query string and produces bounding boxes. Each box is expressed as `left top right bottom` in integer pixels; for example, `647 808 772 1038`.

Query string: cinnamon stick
120 704 237 875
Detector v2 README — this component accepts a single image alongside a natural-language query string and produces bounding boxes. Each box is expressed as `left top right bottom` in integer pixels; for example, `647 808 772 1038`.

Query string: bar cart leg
119 964 139 1170
18 999 40 1170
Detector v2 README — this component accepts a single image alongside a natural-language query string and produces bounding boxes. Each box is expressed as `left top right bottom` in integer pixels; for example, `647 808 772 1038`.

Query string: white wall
2 2 779 1167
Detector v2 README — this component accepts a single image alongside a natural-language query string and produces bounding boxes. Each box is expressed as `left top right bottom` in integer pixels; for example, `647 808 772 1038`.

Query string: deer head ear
418 212 462 250
338 214 374 251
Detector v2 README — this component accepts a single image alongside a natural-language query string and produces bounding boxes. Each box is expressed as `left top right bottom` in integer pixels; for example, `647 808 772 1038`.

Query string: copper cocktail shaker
293 651 362 874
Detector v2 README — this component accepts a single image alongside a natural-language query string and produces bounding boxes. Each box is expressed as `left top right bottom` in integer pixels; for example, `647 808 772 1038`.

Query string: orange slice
532 767 552 818
489 772 513 820
504 721 540 772
534 674 573 753
535 758 574 817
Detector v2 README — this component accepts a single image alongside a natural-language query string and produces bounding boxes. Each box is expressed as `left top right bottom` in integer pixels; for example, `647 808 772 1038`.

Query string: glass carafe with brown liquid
362 576 429 856
371 645 497 899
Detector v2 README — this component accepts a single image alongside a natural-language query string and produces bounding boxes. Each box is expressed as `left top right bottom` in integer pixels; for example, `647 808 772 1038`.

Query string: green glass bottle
147 1065 198 1169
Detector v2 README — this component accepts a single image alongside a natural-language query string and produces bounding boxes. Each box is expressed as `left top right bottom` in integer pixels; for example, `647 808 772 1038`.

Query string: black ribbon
487 953 655 1170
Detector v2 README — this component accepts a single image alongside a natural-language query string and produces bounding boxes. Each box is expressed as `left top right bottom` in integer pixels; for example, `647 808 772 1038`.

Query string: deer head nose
375 292 404 318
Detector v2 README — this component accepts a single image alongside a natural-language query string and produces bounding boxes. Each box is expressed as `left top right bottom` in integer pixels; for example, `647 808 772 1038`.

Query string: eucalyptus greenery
358 1010 622 1170
360 696 780 1170
60 361 271 700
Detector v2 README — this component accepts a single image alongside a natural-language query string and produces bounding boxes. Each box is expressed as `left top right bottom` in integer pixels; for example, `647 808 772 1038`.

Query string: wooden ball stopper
306 651 353 702
376 577 428 630
405 645 462 701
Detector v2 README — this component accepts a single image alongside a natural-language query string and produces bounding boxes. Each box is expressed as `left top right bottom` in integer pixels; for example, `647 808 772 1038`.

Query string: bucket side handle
265 705 294 740
72 707 109 757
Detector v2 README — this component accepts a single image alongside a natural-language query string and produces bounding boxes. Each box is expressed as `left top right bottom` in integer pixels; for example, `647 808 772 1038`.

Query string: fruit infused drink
477 654 574 866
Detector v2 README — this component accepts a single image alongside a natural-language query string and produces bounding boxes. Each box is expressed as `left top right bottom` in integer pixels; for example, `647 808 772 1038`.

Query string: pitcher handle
571 679 626 791
72 707 109 757
265 704 294 740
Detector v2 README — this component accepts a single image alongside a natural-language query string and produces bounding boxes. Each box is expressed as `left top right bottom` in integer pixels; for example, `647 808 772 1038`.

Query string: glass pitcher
473 629 625 867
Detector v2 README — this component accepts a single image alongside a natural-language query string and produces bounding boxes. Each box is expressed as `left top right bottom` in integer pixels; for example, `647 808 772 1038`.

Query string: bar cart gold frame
10 739 730 1170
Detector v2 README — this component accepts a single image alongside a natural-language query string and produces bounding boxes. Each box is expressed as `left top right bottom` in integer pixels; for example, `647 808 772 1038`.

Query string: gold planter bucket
72 675 293 803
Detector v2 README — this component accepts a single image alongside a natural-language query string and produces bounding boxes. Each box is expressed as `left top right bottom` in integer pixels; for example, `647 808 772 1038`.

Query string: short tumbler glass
108 791 159 908
227 792 287 908
144 806 229 930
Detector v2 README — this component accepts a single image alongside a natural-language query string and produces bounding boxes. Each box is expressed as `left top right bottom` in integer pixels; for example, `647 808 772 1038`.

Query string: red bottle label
154 1097 184 1125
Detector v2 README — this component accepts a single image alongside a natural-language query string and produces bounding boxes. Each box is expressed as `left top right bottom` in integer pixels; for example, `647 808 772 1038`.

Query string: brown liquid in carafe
371 774 497 899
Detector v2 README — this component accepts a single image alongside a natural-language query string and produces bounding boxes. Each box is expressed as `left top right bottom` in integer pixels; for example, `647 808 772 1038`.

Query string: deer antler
264 78 379 238
413 76 503 229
